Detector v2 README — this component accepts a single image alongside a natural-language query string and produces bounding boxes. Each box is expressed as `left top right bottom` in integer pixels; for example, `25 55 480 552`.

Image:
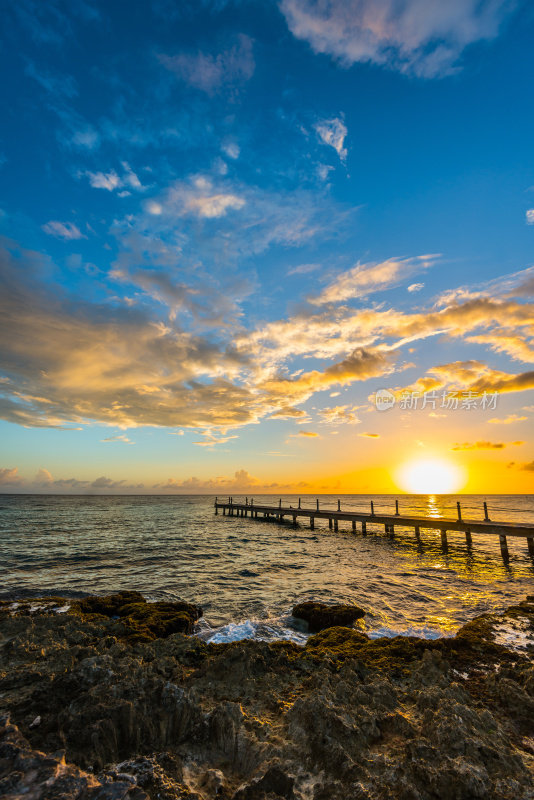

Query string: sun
395 458 466 494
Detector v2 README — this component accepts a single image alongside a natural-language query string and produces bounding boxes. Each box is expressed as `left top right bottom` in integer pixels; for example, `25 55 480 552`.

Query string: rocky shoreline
1 594 533 799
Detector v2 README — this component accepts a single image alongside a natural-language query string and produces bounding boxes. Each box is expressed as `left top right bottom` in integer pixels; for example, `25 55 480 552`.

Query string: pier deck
214 498 534 561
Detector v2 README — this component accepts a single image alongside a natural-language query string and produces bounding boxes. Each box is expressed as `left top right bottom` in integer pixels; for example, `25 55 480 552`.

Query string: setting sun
395 458 467 494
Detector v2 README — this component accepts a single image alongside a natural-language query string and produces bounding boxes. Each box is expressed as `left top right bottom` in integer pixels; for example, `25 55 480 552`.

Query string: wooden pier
214 497 534 562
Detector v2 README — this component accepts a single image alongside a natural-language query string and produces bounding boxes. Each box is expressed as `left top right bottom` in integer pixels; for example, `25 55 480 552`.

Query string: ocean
1 493 533 643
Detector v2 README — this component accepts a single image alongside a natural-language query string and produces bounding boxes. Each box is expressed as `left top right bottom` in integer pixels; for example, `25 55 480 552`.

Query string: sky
0 0 533 495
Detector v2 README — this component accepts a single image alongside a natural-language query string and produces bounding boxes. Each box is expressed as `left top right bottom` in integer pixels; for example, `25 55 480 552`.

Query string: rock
232 766 295 799
1 594 534 800
0 714 147 799
292 602 365 632
74 591 203 641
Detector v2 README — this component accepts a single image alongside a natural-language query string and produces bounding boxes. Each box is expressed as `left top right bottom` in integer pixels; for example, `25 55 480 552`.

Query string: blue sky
0 0 533 493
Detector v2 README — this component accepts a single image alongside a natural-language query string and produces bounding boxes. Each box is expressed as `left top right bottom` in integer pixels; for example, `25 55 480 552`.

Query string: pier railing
214 497 534 562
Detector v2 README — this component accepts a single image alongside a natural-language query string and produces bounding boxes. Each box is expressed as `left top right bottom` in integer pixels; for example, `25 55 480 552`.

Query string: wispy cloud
25 61 78 97
101 434 134 443
310 255 437 304
41 221 86 240
315 117 347 161
84 163 144 193
526 209 534 225
159 34 254 94
280 0 516 78
488 414 528 424
317 405 361 425
451 440 523 450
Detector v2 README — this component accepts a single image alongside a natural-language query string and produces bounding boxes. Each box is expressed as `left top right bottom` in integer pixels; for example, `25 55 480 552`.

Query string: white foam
199 619 308 645
368 624 451 641
493 617 534 652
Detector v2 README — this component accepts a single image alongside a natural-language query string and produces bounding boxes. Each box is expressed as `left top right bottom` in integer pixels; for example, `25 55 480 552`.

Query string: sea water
1 493 533 643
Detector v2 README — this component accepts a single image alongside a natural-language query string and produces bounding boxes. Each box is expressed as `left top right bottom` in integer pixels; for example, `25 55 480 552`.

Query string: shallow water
1 493 533 642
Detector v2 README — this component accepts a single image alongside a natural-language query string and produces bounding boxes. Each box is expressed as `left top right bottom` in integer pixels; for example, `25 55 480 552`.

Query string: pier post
441 529 448 548
337 500 341 511
329 518 332 529
414 525 420 540
310 517 315 530
457 502 462 522
483 502 490 521
279 498 282 508
334 518 338 532
352 520 356 532
389 525 394 538
223 506 226 515
298 498 301 509
527 538 534 558
361 521 367 535
395 499 399 515
465 529 472 546
499 534 510 562
371 501 374 516
215 497 218 515
316 499 319 511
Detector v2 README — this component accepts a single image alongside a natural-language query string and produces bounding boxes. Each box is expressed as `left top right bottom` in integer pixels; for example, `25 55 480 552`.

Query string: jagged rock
0 714 147 799
292 602 365 632
232 766 295 799
1 595 533 800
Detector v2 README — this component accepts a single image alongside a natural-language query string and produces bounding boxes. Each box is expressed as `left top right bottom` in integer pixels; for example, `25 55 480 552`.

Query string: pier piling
214 498 533 560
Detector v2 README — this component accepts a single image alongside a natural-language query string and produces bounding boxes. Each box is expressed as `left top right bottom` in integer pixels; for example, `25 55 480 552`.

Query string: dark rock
74 591 203 641
0 714 147 799
292 602 365 632
232 766 295 799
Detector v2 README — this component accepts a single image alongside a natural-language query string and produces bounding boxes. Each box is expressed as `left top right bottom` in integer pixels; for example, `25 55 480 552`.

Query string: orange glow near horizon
395 458 467 494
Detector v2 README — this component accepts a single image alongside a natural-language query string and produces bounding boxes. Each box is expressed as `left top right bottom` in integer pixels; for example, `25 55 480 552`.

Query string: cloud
1 232 533 439
91 476 126 489
25 61 78 98
310 255 437 304
146 175 245 219
41 221 86 240
101 434 134 443
193 432 238 447
407 283 424 293
86 170 121 191
280 0 516 78
451 440 523 450
222 141 240 159
396 360 534 399
34 467 53 484
359 432 380 438
315 117 347 161
270 406 309 419
154 468 261 491
526 209 534 225
0 467 24 486
522 461 534 471
159 34 254 94
84 163 143 193
317 404 361 424
488 414 527 424
294 430 319 437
